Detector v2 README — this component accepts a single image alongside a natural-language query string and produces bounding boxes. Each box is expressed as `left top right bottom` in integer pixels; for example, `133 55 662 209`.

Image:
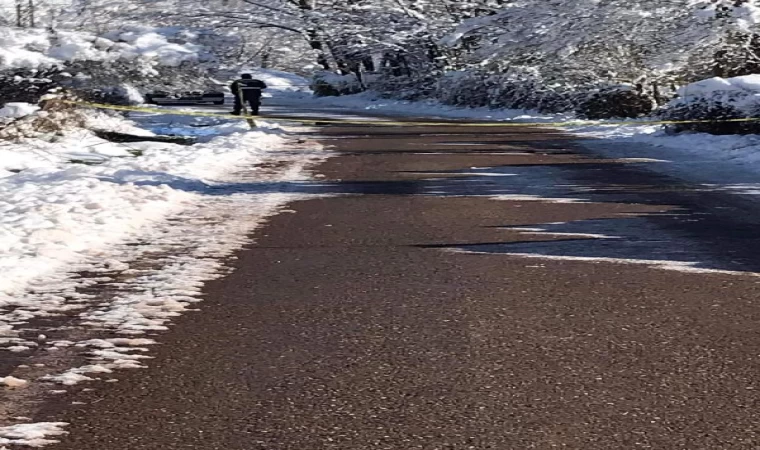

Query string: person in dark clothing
230 74 267 115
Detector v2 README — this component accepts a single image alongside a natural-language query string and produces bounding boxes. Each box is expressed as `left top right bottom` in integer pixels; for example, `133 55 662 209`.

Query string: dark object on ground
311 73 364 97
92 129 197 145
0 68 63 105
144 90 224 105
659 100 760 135
576 86 654 119
312 81 339 97
73 86 140 106
231 75 267 115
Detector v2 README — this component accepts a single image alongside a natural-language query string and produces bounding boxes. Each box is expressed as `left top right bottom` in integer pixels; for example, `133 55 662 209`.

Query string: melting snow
0 376 29 388
0 422 68 447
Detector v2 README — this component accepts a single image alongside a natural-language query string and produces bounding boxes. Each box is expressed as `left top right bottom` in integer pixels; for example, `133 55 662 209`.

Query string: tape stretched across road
60 100 760 128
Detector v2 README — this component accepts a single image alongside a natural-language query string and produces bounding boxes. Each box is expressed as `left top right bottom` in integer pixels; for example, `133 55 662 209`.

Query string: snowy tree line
4 0 760 120
123 0 760 117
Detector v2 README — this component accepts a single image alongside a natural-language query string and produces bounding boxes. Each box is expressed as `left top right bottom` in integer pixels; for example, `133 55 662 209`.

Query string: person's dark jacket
231 79 267 101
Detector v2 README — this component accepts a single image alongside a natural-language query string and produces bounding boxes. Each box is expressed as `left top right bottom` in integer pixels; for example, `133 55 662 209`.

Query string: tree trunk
306 28 331 70
28 0 34 27
15 0 22 27
362 56 375 72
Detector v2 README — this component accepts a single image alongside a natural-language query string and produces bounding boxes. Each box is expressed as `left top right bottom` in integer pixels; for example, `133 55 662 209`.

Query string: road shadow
95 141 760 276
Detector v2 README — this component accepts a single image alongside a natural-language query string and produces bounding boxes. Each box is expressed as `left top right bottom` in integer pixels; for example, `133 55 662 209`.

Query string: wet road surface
27 117 760 448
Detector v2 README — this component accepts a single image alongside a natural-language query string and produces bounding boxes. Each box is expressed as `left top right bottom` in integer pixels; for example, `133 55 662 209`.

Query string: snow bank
572 121 760 184
0 112 281 300
679 75 760 96
0 26 203 71
0 103 40 119
671 74 760 112
0 422 68 447
0 107 325 443
0 103 326 359
0 28 58 69
690 0 760 31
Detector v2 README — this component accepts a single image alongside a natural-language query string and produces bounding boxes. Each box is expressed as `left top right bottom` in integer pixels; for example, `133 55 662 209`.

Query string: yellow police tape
61 99 760 128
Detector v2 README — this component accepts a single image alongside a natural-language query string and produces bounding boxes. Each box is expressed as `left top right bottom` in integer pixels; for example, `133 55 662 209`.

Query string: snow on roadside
0 108 326 445
562 74 760 188
0 103 40 119
0 105 326 422
567 122 760 189
0 68 326 444
32 154 322 391
280 90 564 122
294 88 760 188
0 115 269 303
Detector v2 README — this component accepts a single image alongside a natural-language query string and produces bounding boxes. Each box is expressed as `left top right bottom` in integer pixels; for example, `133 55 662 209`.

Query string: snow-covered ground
0 112 315 303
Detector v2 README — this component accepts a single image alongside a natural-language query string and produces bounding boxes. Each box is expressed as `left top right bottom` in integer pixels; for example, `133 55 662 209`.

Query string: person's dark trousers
232 95 243 115
232 98 260 115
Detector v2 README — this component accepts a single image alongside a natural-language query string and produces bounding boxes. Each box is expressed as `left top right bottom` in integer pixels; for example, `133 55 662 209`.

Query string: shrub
0 68 64 106
576 85 655 119
658 99 760 135
311 72 364 97
431 70 583 113
63 60 217 99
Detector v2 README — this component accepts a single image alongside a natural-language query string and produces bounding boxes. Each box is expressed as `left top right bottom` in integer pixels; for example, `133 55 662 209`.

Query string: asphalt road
34 119 760 449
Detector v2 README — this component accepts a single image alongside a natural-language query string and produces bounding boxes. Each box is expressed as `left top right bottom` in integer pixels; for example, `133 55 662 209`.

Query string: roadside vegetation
3 0 760 133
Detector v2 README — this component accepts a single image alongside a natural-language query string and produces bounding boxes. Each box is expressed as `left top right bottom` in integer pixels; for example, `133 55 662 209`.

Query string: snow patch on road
451 249 757 276
507 228 619 239
491 194 588 203
0 422 68 447
506 253 757 276
0 376 29 388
